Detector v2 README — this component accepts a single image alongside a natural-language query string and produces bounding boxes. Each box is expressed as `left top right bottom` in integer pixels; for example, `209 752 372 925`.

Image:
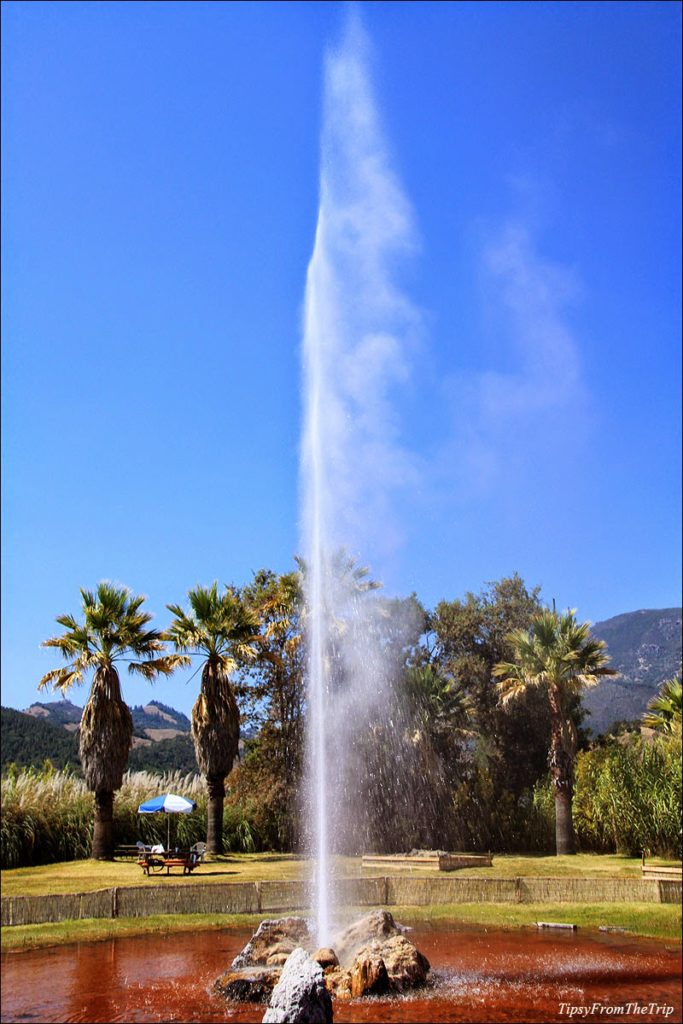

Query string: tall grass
3 731 680 867
1 766 93 868
0 768 259 868
573 732 682 857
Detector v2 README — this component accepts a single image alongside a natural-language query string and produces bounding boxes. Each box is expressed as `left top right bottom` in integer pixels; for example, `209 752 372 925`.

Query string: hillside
23 699 82 731
1 707 81 771
3 699 195 775
129 701 191 740
128 734 198 774
22 699 190 740
584 608 682 735
1 706 197 775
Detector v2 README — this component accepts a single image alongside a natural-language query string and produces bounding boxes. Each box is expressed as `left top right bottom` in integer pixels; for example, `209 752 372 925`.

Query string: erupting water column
300 12 418 947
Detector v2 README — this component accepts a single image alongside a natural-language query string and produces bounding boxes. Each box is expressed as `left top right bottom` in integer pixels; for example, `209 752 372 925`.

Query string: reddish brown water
1 923 680 1024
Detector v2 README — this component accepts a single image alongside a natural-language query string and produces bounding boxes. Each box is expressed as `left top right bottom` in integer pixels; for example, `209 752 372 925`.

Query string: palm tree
39 583 187 859
166 583 261 854
493 608 615 855
643 675 682 733
403 663 474 751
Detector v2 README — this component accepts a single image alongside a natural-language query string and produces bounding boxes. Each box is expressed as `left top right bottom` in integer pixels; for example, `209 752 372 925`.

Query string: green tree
39 583 185 859
233 569 306 849
494 607 616 855
642 675 682 734
166 583 260 854
429 574 555 850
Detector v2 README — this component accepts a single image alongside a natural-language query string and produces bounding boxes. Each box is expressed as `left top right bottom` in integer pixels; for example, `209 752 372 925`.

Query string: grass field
3 852 679 897
2 853 680 950
2 901 680 951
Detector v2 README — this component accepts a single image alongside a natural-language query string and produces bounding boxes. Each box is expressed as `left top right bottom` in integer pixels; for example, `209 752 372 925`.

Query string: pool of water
1 922 680 1023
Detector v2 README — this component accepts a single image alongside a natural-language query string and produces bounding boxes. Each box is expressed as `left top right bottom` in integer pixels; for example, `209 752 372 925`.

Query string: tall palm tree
166 583 261 854
39 583 187 859
643 675 682 734
493 608 615 855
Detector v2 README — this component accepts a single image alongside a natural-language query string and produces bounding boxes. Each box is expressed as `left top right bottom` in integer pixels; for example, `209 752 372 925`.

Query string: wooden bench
361 852 492 872
114 845 143 860
160 856 197 875
641 865 683 881
641 853 682 882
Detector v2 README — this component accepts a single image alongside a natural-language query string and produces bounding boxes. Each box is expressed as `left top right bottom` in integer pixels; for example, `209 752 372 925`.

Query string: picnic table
137 842 206 876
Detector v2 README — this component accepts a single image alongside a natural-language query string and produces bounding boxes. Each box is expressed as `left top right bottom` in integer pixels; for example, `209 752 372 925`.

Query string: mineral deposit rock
214 967 281 1004
262 947 333 1024
312 947 339 970
331 909 403 966
350 947 390 998
232 917 311 968
322 968 352 1000
379 934 430 991
330 910 429 997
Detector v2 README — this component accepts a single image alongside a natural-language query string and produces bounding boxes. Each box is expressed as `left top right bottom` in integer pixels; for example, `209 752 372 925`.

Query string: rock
380 934 430 991
214 967 281 1004
350 948 389 998
262 947 333 1024
220 910 429 1008
312 947 339 970
331 910 403 966
322 968 352 1001
232 917 311 968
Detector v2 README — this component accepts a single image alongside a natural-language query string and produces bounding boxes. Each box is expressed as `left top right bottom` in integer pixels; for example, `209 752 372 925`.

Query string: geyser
299 11 420 947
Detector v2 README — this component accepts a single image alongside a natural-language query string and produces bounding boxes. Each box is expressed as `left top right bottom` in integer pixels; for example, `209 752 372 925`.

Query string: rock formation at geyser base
214 909 431 1018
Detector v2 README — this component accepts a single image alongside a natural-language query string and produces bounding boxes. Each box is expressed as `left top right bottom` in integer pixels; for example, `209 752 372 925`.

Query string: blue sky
2 1 680 717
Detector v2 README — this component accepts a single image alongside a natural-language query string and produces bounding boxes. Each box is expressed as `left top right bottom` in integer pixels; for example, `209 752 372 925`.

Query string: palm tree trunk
206 773 225 854
92 790 114 860
548 711 576 855
554 786 575 855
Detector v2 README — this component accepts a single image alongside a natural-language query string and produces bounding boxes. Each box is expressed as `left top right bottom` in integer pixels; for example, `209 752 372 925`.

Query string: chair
190 841 207 866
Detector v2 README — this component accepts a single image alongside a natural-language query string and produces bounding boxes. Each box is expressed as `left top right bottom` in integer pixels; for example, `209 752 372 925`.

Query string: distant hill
22 698 190 740
129 701 191 739
1 707 81 771
128 734 198 774
584 608 682 735
24 699 82 731
3 698 195 775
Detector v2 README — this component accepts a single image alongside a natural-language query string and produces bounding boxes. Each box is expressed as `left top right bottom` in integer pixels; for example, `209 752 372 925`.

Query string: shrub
573 732 682 857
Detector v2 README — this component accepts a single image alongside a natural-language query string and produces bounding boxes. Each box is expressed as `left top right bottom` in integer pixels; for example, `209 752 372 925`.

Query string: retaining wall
2 875 679 928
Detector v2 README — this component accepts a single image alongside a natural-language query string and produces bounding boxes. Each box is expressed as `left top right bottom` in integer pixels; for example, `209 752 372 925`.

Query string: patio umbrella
138 793 197 851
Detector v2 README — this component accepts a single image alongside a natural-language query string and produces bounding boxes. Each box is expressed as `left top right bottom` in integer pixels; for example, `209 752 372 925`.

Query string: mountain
128 734 198 774
584 608 682 735
4 698 195 774
21 699 191 741
24 699 82 731
1 707 81 771
129 701 191 740
2 704 197 775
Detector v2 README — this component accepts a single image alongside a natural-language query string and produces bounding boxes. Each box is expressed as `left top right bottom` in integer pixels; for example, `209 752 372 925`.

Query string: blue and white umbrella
138 793 197 851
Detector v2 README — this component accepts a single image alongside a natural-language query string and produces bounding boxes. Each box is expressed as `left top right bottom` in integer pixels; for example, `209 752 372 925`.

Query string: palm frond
128 653 192 680
643 675 682 733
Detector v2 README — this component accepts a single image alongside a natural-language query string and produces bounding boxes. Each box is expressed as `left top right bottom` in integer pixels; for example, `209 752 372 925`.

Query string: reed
0 767 257 867
574 733 682 857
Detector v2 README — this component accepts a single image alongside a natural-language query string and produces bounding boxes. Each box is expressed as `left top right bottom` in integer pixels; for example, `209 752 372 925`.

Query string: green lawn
2 852 678 897
398 901 682 941
2 853 680 951
2 902 680 951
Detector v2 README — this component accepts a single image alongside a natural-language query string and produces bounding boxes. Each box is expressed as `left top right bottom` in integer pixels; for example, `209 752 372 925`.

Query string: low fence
2 875 680 928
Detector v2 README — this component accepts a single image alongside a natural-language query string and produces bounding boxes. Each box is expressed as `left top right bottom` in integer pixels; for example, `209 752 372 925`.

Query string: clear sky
2 1 681 717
